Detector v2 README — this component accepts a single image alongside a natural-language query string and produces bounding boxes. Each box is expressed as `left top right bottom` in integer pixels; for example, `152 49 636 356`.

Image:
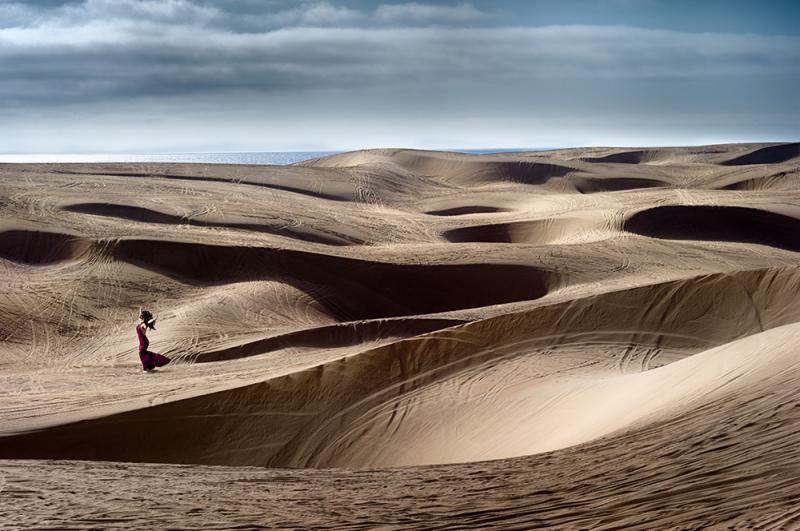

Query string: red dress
137 325 170 370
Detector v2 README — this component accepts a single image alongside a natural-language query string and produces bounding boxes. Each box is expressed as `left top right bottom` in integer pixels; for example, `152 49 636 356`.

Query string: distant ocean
0 149 544 166
0 152 336 165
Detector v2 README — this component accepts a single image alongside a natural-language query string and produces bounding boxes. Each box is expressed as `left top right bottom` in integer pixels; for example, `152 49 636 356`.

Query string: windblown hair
140 310 156 330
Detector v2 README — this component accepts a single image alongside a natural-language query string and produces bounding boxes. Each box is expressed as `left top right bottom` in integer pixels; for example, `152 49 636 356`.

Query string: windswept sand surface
1 143 800 528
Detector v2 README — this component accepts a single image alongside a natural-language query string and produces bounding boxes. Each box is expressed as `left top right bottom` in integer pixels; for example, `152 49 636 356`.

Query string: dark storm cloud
0 0 798 151
1 2 797 106
0 1 501 107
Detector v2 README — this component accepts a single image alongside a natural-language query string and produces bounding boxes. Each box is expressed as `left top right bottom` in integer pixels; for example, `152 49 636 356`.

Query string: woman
137 310 171 372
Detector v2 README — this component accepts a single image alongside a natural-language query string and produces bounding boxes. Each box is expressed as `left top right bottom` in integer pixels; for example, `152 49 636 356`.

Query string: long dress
137 324 170 370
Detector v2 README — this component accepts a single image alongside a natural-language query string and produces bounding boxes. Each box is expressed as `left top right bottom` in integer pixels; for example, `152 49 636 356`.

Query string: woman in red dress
137 310 170 371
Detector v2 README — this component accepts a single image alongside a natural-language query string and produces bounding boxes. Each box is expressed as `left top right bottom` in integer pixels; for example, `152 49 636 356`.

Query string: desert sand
1 142 800 528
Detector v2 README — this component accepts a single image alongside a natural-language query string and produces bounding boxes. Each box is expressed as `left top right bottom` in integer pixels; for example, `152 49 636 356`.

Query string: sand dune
426 205 510 216
582 149 664 164
443 217 599 244
580 144 800 166
722 142 800 165
63 202 366 245
1 143 800 528
108 238 555 318
302 149 578 188
0 229 92 264
193 317 465 363
720 168 800 191
624 205 800 251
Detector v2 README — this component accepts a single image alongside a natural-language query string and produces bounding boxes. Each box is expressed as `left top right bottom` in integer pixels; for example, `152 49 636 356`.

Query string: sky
0 0 798 153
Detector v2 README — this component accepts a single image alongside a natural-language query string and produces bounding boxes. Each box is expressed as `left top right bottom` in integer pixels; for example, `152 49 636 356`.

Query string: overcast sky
1 0 798 153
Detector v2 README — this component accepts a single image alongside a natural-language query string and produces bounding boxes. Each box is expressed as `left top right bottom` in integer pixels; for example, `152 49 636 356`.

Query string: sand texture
1 142 800 528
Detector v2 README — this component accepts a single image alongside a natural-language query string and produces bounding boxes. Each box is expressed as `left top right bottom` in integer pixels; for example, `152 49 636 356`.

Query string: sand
0 142 799 528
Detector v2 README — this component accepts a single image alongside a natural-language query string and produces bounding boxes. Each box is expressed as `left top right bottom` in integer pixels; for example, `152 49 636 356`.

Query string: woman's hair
140 310 156 330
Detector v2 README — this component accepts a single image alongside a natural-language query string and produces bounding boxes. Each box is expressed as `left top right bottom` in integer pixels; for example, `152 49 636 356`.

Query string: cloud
375 2 486 23
53 0 220 27
266 2 364 27
0 3 32 28
598 0 658 6
0 1 797 151
0 1 488 31
1 17 797 110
